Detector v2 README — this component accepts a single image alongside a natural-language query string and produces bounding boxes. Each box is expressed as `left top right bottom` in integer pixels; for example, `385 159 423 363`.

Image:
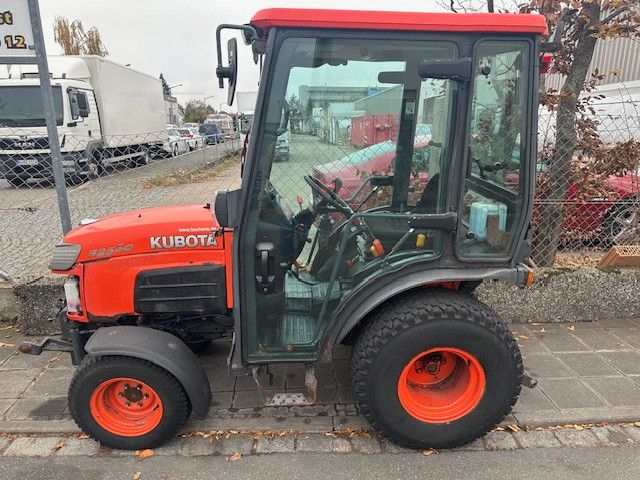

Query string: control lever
255 242 275 293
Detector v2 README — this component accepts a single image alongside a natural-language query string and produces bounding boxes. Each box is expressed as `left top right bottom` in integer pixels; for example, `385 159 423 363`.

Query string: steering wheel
304 175 353 216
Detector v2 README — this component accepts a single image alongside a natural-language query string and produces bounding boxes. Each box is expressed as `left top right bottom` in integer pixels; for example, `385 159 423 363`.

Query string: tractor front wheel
69 355 190 450
351 290 523 449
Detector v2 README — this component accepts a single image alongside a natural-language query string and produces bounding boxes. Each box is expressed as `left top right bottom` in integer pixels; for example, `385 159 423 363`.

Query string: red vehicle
316 141 640 245
21 8 552 451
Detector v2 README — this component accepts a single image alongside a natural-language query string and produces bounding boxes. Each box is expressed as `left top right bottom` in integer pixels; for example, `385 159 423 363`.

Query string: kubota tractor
21 8 553 450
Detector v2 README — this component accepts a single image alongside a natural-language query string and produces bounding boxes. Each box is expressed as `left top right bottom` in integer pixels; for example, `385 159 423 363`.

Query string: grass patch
143 155 240 189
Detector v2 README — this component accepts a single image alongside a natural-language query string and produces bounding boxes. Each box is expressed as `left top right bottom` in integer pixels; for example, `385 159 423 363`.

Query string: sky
37 0 447 112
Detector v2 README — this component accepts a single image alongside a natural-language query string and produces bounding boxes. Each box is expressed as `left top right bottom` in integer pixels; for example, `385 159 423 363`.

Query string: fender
318 264 529 362
84 326 212 418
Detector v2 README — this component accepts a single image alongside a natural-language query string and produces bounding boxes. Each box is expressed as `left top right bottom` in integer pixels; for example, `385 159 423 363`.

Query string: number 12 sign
0 0 35 57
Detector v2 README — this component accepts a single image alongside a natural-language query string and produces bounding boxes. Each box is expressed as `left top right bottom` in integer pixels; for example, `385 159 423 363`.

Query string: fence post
27 0 72 234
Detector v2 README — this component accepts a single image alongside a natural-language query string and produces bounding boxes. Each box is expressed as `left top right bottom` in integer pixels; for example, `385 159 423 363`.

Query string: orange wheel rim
89 377 163 437
397 347 485 423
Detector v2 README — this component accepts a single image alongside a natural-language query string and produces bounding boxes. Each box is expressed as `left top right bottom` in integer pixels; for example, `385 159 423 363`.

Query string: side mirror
216 37 238 106
418 57 472 83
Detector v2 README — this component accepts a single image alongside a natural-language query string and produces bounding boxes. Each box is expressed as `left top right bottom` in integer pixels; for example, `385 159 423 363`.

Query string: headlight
49 243 81 270
64 276 82 314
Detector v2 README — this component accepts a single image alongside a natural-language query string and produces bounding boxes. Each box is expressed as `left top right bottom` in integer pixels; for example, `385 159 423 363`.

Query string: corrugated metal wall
545 37 640 90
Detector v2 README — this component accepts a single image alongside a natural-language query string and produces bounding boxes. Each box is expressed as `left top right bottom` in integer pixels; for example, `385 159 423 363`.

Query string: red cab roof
251 8 548 35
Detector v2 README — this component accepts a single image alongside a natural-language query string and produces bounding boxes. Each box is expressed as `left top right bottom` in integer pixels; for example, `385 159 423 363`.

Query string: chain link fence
1 89 639 282
0 127 242 281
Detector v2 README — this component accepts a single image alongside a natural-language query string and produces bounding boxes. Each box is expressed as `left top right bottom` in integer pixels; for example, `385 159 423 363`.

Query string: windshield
0 86 64 127
199 123 218 134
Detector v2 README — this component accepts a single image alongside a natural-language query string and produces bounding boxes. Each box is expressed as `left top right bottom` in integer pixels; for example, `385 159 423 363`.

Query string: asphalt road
1 447 639 480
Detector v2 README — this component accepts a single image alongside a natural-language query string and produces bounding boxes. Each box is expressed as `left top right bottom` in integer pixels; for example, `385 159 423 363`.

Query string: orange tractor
22 8 551 450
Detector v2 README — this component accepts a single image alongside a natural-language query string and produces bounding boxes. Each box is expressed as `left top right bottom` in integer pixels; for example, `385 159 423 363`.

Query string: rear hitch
521 373 538 389
19 337 74 356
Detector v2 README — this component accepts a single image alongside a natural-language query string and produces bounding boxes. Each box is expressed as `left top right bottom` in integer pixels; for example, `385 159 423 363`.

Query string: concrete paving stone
0 369 41 398
235 370 285 391
232 389 276 409
255 436 295 454
23 368 72 397
0 346 17 365
513 429 561 448
591 425 635 446
629 375 640 388
210 391 233 409
0 351 62 370
55 436 101 456
513 385 558 412
0 399 16 417
337 385 355 404
483 431 519 451
280 363 336 389
624 427 640 444
3 436 63 456
296 433 335 452
210 434 254 456
450 438 485 452
554 428 600 447
0 437 12 452
518 337 549 355
537 378 607 409
204 362 235 392
583 376 640 407
4 396 67 420
556 352 622 377
332 415 369 431
601 351 640 375
618 330 640 349
536 332 591 353
332 437 352 453
382 439 415 454
597 317 640 330
522 354 575 379
350 435 381 454
570 329 630 351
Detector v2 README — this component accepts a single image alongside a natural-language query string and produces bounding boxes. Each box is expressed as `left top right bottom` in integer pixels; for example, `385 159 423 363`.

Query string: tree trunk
531 3 600 266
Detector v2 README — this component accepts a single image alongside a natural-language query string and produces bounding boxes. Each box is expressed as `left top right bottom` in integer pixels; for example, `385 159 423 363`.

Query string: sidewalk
1 317 640 437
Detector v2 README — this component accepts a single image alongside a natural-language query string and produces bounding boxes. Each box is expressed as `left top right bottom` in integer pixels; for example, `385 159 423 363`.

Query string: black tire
351 289 523 450
69 355 190 450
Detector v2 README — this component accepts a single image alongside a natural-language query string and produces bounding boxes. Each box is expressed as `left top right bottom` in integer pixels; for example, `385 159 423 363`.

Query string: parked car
178 127 204 151
163 128 189 157
314 137 640 246
274 129 290 162
199 123 225 144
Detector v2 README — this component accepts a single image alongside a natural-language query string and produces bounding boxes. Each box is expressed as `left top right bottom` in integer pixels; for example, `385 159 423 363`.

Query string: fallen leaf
518 335 529 340
574 425 584 431
54 440 65 450
634 421 640 428
422 449 437 456
227 451 242 462
135 449 154 459
133 472 142 480
566 325 575 332
539 328 546 333
47 355 61 363
531 323 541 326
507 424 520 432
78 434 89 439
0 342 15 348
493 426 505 431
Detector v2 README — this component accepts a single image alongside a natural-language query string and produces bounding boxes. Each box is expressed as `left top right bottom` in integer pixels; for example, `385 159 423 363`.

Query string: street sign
0 0 35 56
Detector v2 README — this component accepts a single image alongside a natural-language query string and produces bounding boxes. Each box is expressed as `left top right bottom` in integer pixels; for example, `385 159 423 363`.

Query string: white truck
0 56 168 186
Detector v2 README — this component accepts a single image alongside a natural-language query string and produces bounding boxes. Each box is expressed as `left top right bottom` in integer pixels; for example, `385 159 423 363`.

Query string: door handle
255 242 275 293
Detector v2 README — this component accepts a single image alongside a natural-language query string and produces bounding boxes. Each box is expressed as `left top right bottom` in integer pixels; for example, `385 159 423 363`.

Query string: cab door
235 31 464 363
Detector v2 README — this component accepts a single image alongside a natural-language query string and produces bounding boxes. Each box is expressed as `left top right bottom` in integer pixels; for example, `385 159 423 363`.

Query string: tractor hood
62 205 222 265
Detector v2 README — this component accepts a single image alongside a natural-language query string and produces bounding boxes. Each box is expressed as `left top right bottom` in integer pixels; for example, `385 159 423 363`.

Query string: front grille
134 265 227 315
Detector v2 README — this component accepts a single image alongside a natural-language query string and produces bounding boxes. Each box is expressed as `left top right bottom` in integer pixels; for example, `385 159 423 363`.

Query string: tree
183 100 210 124
53 16 108 56
438 0 640 266
159 73 171 96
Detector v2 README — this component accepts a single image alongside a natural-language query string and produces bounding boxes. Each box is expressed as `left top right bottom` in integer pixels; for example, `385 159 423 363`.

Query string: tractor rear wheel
351 289 523 449
69 355 190 450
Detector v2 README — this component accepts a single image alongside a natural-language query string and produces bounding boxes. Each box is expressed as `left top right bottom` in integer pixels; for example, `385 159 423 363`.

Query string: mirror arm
216 24 258 87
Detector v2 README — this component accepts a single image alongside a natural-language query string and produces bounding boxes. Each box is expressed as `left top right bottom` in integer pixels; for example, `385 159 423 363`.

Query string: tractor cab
216 9 545 366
